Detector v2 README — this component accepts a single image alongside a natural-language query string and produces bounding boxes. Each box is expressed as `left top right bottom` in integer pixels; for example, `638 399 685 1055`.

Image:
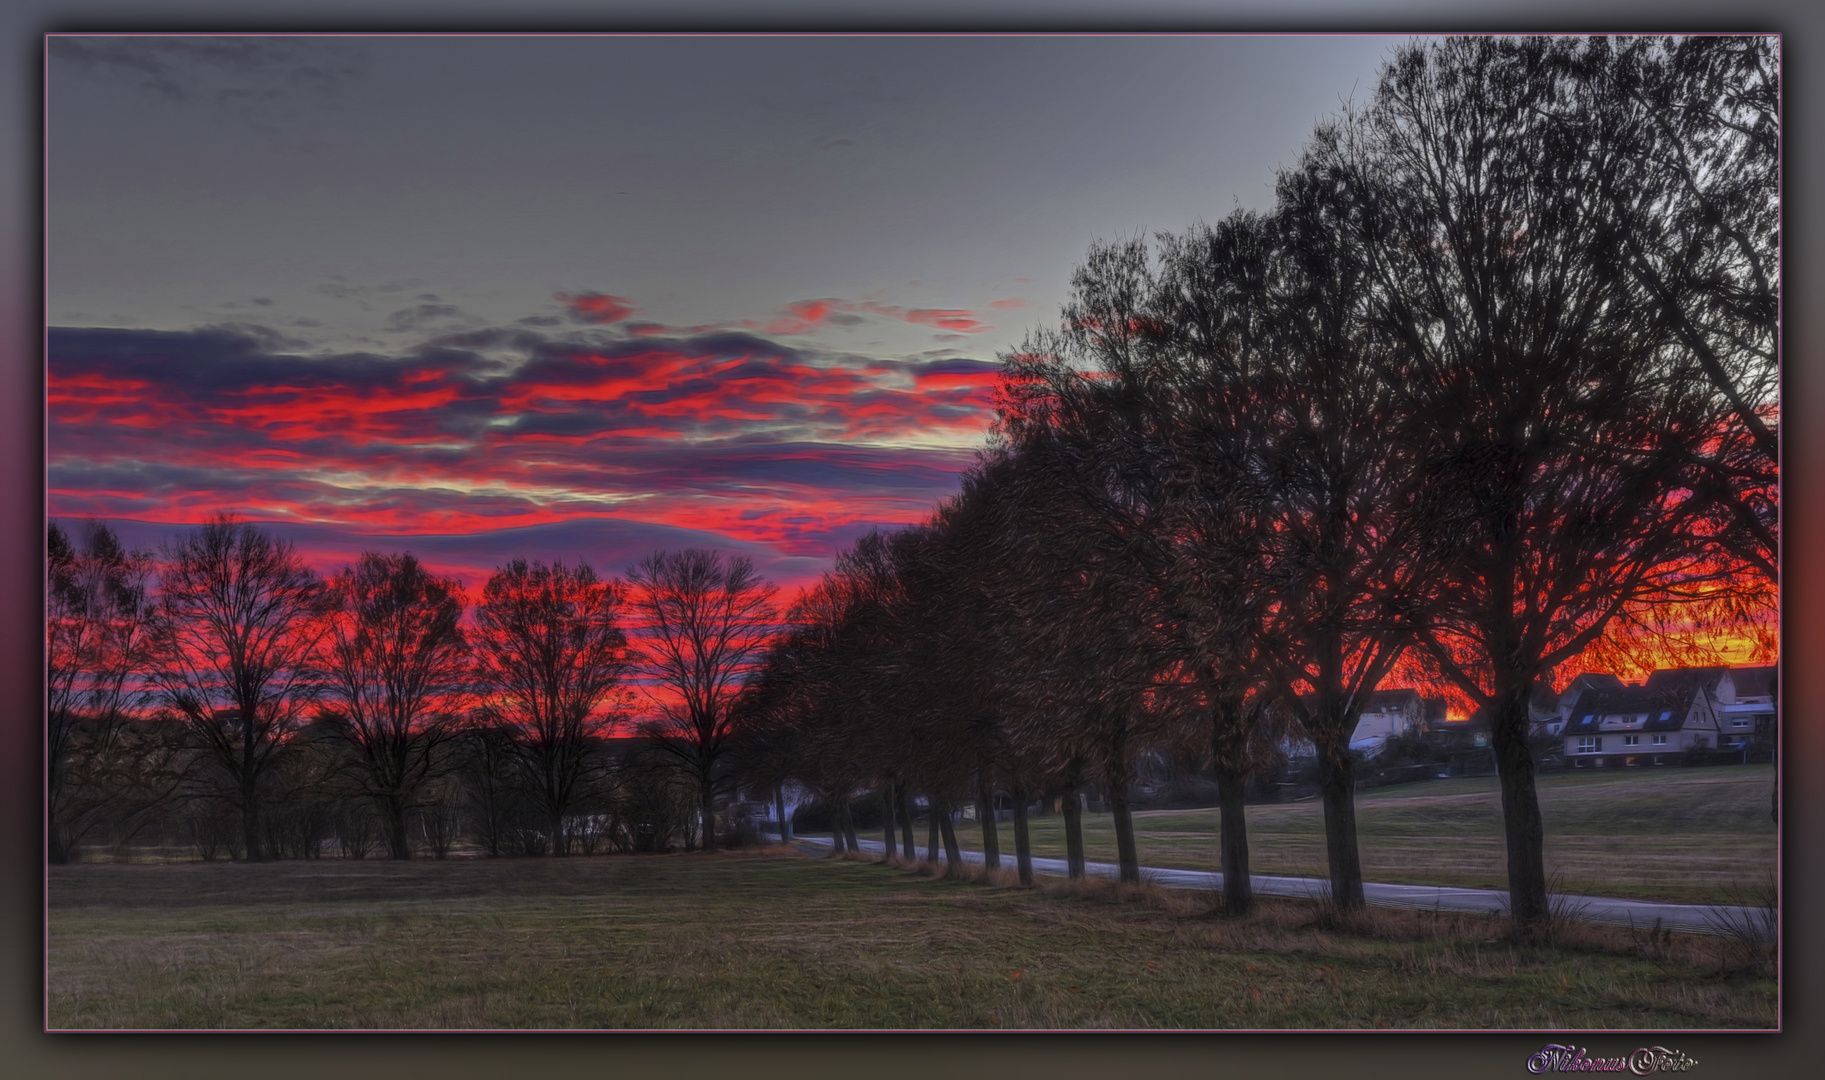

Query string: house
1678 665 1777 758
1279 689 1453 762
1560 668 1727 768
1348 688 1426 758
1410 697 1494 774
1531 675 1619 746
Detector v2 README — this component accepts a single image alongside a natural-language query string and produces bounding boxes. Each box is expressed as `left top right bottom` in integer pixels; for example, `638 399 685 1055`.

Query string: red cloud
49 327 1002 563
859 302 991 333
761 299 841 336
989 298 1028 310
557 292 635 324
747 298 995 337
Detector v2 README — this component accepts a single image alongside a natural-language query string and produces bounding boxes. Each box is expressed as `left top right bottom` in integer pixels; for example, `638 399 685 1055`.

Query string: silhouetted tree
626 549 778 853
1589 36 1778 585
1334 36 1744 933
47 521 176 862
148 515 327 860
317 552 470 859
471 559 629 855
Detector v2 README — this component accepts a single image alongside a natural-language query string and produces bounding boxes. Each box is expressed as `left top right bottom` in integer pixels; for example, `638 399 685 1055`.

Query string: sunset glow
47 319 1003 591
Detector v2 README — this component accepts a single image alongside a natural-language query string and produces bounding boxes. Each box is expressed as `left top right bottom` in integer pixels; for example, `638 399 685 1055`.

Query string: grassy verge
875 765 1777 905
48 848 1775 1030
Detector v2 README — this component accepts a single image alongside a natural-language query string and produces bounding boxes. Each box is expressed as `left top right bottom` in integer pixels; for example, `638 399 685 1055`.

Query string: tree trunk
926 802 940 862
882 787 898 859
1062 786 1086 881
1214 763 1252 915
1315 750 1365 910
937 805 963 874
550 808 567 857
1110 782 1139 884
775 788 790 843
841 801 860 852
1491 684 1549 935
896 784 917 856
699 775 718 853
830 799 847 855
1011 783 1033 886
976 776 1001 870
242 799 263 862
385 801 412 860
1104 726 1139 884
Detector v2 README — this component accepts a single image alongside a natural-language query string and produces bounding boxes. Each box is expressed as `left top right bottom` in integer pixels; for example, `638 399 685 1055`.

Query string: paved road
795 836 1774 942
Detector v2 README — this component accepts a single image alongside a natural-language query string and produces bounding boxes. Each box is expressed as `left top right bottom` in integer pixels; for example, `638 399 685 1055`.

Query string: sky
49 33 1417 592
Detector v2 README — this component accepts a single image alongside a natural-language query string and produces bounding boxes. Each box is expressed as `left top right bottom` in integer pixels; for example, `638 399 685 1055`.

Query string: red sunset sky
44 35 1771 688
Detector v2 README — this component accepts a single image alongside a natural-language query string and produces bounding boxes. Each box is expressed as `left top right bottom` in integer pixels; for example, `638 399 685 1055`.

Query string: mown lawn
47 849 1776 1030
884 765 1778 905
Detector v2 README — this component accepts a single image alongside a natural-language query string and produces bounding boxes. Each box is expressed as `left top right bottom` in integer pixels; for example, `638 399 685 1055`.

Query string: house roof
1730 665 1777 700
1642 667 1729 697
1362 688 1422 712
1563 673 1625 694
1562 683 1695 735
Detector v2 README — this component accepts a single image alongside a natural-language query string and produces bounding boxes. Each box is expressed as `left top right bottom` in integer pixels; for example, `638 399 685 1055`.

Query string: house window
1652 735 1668 746
1732 719 1751 728
1623 735 1639 747
1576 736 1601 753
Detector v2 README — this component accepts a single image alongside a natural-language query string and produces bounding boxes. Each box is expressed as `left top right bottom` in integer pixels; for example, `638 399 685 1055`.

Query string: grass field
47 849 1776 1030
871 765 1778 906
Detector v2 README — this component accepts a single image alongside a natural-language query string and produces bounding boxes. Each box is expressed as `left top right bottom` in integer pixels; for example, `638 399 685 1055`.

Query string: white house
1689 665 1776 755
1560 668 1736 768
1347 688 1426 758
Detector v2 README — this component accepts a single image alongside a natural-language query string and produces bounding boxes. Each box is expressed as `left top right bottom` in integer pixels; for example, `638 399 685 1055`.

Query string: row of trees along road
740 37 1775 938
46 514 779 863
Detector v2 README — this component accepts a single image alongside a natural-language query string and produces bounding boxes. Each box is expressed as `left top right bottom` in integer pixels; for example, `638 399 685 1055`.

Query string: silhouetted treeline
46 515 777 863
736 37 1777 938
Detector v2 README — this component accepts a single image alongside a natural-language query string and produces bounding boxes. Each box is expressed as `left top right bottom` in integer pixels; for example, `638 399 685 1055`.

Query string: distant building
1556 665 1776 768
1345 689 1425 758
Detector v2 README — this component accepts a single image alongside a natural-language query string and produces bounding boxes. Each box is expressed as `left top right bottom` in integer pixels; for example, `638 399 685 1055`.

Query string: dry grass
892 765 1777 905
48 848 1773 1030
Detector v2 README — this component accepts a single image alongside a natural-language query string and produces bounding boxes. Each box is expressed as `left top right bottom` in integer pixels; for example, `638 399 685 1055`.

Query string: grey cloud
49 36 367 112
383 304 471 333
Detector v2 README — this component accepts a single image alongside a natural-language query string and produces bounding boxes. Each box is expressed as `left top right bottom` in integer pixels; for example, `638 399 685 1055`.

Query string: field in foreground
48 850 1775 1030
868 765 1778 906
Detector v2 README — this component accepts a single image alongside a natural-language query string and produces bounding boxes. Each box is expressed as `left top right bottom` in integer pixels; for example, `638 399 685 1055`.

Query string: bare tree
47 520 174 862
1591 37 1779 585
147 515 327 861
317 552 470 859
626 549 778 852
1335 36 1745 934
471 559 629 855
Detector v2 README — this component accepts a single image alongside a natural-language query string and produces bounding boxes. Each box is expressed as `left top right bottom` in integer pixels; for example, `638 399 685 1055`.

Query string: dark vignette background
6 3 1820 1078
